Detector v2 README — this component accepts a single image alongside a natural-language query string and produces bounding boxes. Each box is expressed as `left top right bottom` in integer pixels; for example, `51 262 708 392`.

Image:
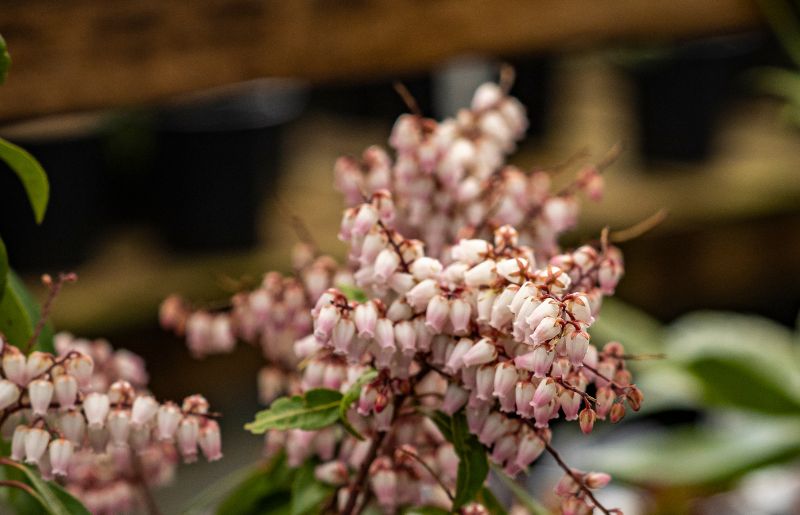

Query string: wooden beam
0 0 759 120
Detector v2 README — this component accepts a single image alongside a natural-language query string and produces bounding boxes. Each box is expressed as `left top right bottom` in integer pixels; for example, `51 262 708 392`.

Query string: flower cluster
0 332 220 514
166 77 643 514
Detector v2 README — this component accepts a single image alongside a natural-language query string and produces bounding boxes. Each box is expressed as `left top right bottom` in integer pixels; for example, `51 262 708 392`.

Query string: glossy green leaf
0 137 49 224
490 464 550 515
0 236 7 302
427 411 489 510
0 460 80 515
290 461 334 515
476 486 507 515
245 389 343 434
338 283 368 303
0 34 9 85
45 483 90 515
0 271 54 353
216 453 294 515
586 413 800 487
339 369 378 440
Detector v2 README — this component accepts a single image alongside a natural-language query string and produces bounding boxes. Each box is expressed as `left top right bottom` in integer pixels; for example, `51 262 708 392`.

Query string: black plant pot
0 113 108 272
154 79 307 252
626 34 761 164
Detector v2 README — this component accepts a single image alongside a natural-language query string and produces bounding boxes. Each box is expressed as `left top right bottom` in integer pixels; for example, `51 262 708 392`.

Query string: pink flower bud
359 232 385 265
449 298 472 335
554 473 579 497
374 249 400 282
543 196 578 233
374 402 394 432
531 316 562 345
394 321 417 356
58 410 86 444
425 295 450 333
610 403 626 423
11 425 28 461
532 378 557 408
29 379 54 416
441 383 469 415
199 420 223 461
475 365 496 401
314 305 340 342
579 408 596 434
331 318 356 355
0 379 21 410
534 401 554 428
131 396 159 426
65 353 94 387
108 409 131 446
496 258 528 283
508 282 536 315
414 318 434 352
24 428 50 464
559 391 582 421
489 285 518 329
493 362 517 401
371 467 398 509
565 328 590 367
177 416 199 463
525 298 560 332
26 352 54 382
598 257 623 294
109 380 135 405
374 318 395 350
83 392 110 429
491 433 518 464
515 347 555 378
410 257 443 280
406 279 438 311
445 338 473 374
157 403 182 440
565 294 593 324
512 433 542 472
478 412 507 446
462 338 497 367
476 289 497 323
54 374 78 410
2 347 27 386
315 461 349 485
352 205 379 236
515 381 535 418
322 362 347 390
464 260 497 288
48 438 73 476
472 83 503 111
354 302 379 338
627 386 644 412
595 387 615 420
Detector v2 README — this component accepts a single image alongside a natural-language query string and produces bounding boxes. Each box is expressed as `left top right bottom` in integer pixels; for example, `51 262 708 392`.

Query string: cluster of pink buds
167 76 648 514
0 333 221 514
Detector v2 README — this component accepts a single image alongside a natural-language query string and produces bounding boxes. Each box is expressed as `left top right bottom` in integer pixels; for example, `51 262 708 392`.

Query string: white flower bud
28 379 54 416
131 395 159 426
83 392 110 429
24 428 50 464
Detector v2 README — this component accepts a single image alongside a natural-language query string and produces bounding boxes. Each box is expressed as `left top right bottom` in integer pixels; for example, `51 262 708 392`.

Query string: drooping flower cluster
165 77 642 514
0 332 221 514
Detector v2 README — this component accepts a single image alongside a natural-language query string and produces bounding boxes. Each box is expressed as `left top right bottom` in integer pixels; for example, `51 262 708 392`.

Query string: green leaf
403 507 451 515
290 461 334 515
216 453 295 515
428 411 489 510
181 463 264 514
0 460 79 515
586 413 800 487
0 137 49 224
0 271 54 353
490 464 550 515
338 283 368 303
245 389 343 434
476 486 507 515
0 34 10 85
0 237 7 302
339 369 378 440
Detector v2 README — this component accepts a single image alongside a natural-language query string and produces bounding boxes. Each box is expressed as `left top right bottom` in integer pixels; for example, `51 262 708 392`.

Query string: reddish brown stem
26 272 77 354
540 439 614 515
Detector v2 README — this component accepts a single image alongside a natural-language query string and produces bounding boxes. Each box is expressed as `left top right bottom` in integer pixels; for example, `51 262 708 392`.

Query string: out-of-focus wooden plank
0 0 759 120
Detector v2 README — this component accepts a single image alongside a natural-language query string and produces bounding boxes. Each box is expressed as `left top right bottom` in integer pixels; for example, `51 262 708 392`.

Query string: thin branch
377 220 411 274
393 82 423 117
609 209 668 243
396 446 455 501
26 273 77 354
580 362 629 392
340 431 387 515
556 378 596 405
540 439 613 515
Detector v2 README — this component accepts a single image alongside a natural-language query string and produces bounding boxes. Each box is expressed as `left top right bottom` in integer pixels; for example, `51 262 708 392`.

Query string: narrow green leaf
490 464 550 515
339 369 378 440
1 461 73 515
181 463 264 514
337 283 368 303
290 461 334 515
0 34 10 85
245 389 343 434
45 483 90 515
403 507 451 515
0 236 7 302
427 411 489 510
0 271 54 353
0 137 49 224
216 453 294 515
476 487 507 515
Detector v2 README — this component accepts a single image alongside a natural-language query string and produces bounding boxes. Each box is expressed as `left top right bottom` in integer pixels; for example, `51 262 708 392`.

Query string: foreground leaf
216 453 294 515
182 463 264 514
0 460 85 515
290 461 334 515
338 284 368 303
427 411 488 510
339 369 378 440
476 486 508 514
0 137 49 224
490 464 550 515
245 389 343 434
585 413 800 487
0 34 9 85
0 271 54 353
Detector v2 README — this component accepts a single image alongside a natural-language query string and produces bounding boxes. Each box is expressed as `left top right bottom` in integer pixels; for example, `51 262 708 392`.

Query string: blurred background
1 1 800 513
